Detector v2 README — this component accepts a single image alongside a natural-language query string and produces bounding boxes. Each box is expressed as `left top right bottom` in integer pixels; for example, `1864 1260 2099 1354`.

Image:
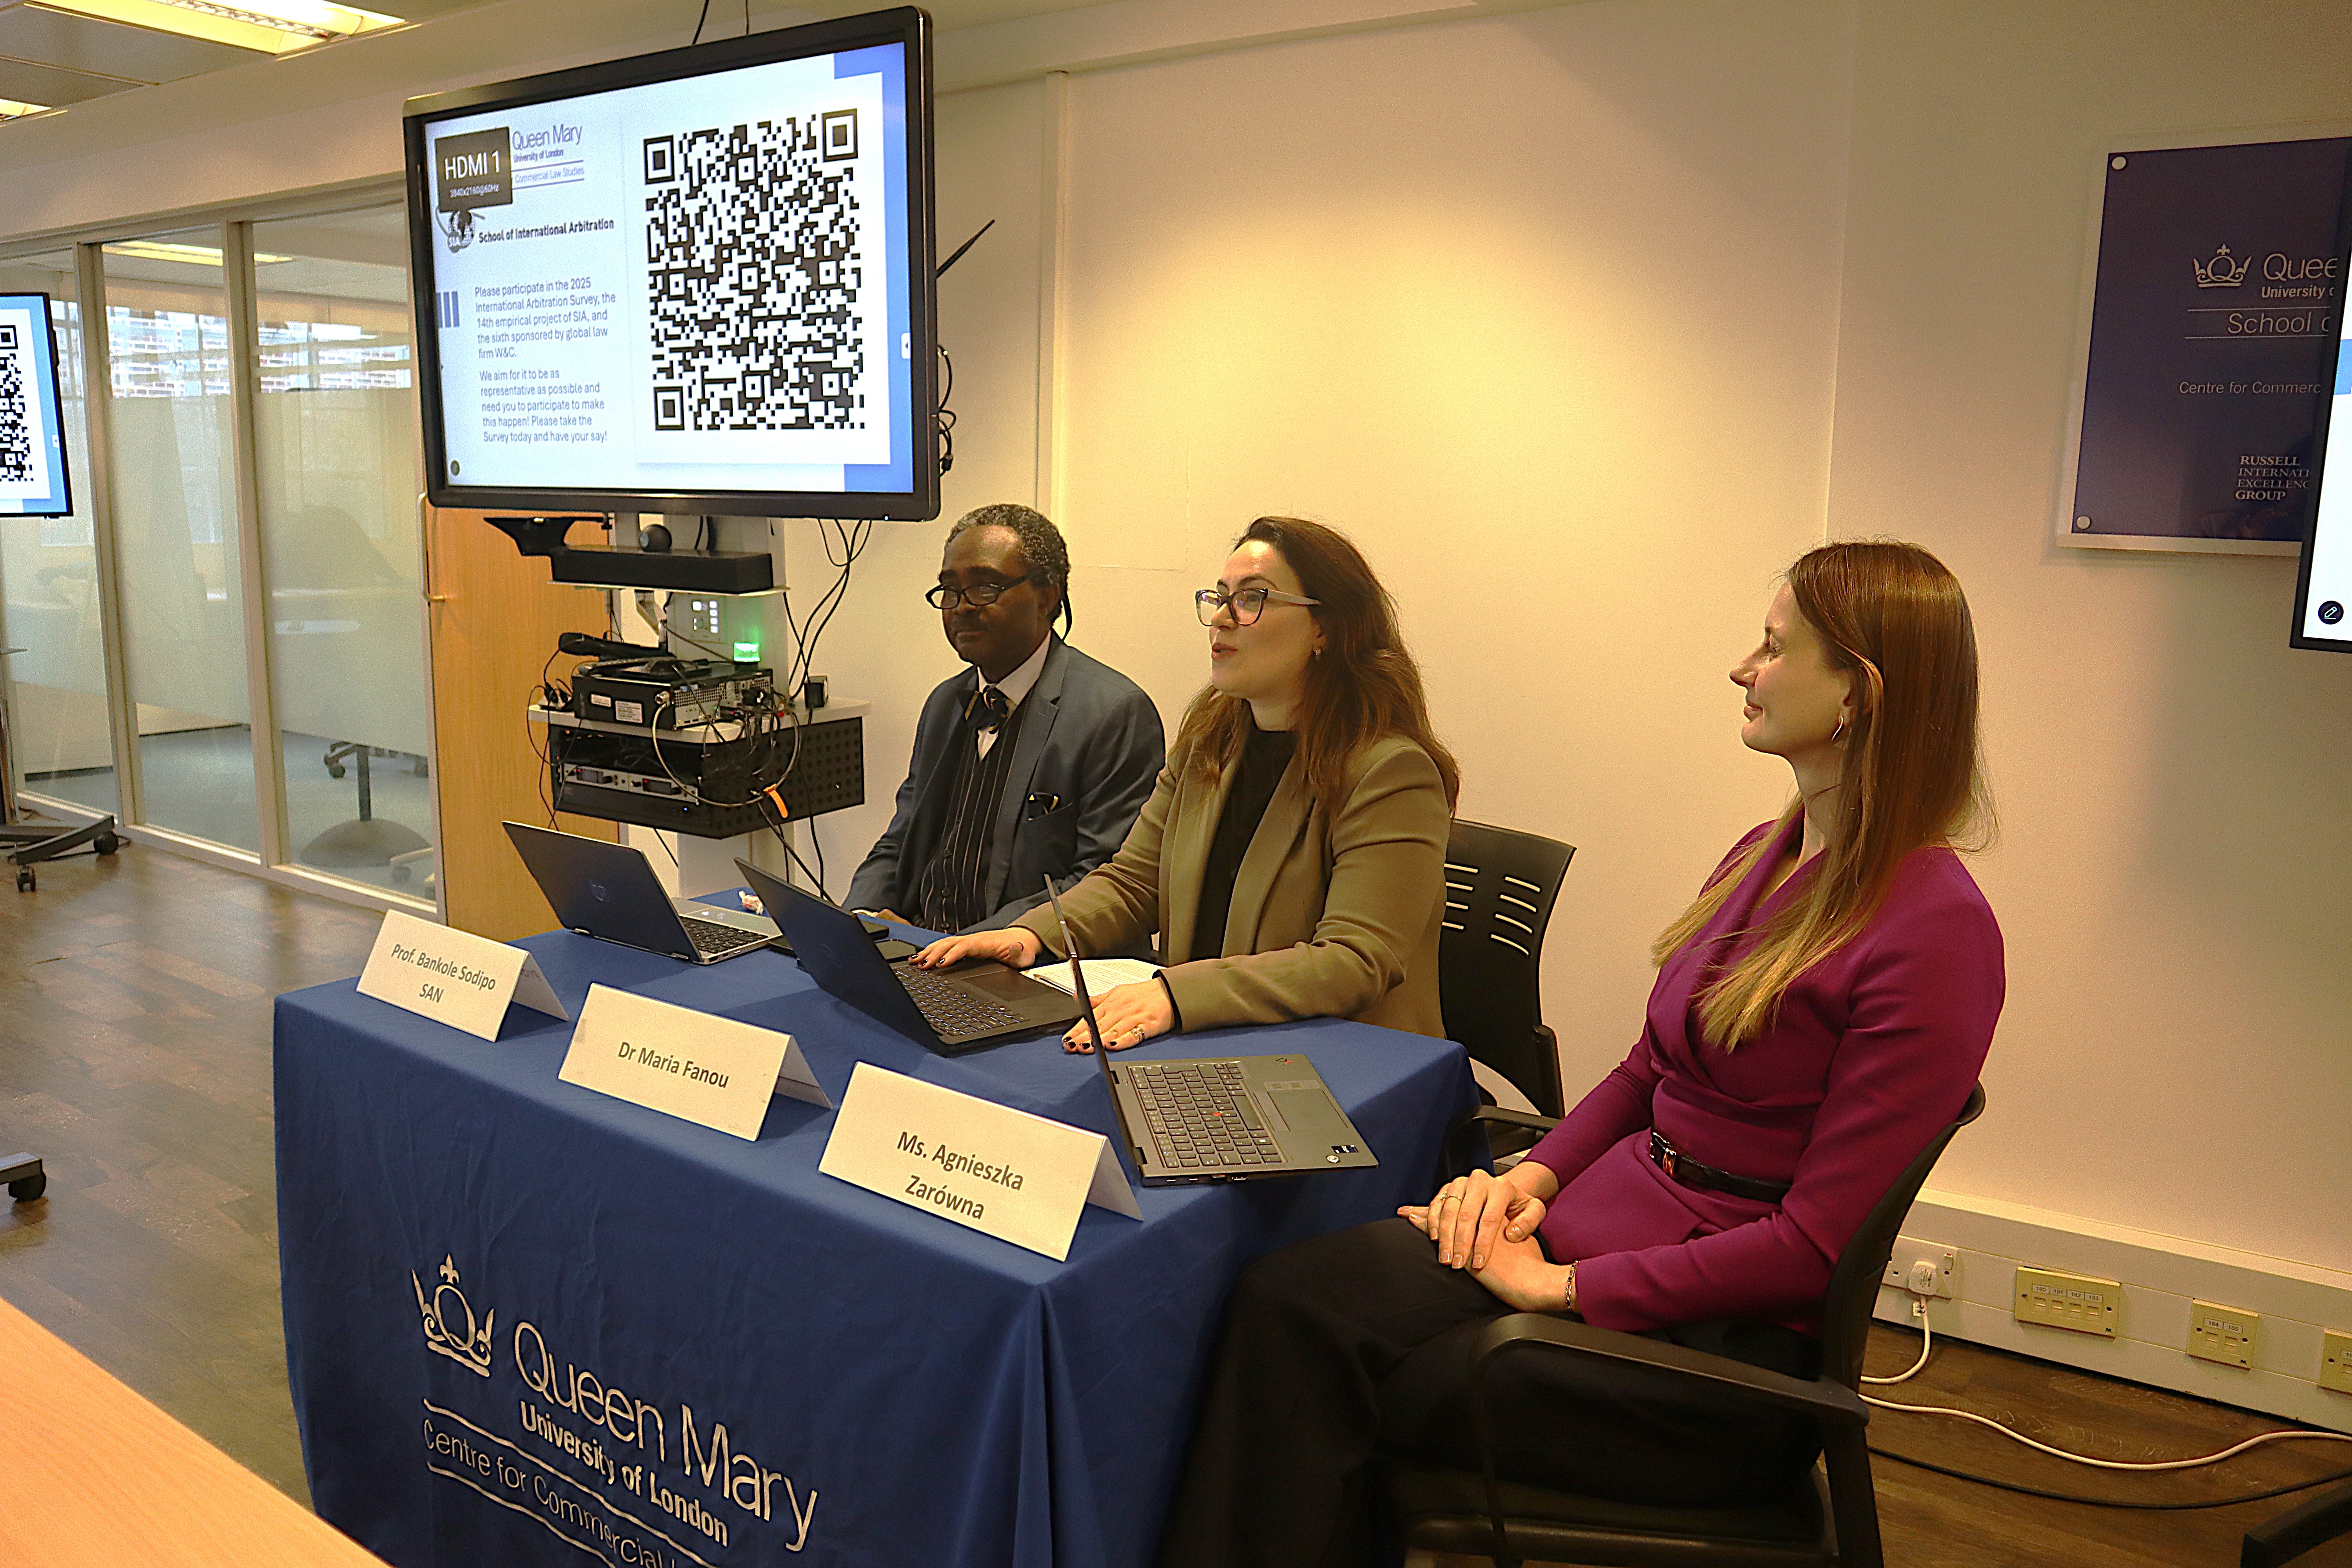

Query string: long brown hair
1654 539 1991 1048
1178 517 1460 810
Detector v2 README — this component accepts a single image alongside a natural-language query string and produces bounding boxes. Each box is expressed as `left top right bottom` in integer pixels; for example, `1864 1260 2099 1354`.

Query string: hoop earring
1831 717 1848 745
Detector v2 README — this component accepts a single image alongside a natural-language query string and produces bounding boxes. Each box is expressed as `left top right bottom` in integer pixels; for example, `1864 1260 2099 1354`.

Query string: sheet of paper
356 910 568 1042
559 984 827 1140
1022 957 1163 996
818 1062 1139 1261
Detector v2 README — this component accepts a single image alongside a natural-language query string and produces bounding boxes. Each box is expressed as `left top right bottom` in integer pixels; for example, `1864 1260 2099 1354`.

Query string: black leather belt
1648 1129 1792 1203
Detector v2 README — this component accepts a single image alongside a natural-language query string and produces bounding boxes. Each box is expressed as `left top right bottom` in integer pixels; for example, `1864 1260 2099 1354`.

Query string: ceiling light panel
28 0 405 56
0 3 263 84
0 97 55 118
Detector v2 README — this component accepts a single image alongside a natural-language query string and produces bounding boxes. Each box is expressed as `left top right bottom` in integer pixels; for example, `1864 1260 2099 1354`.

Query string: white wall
791 0 1858 1096
7 0 2348 1298
1827 0 2352 1274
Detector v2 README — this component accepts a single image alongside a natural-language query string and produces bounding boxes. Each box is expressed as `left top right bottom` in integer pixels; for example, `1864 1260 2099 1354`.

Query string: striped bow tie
964 686 1012 734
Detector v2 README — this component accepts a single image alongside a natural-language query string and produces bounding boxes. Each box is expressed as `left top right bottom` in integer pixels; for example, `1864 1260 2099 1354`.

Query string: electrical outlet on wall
1881 1240 1958 1298
2187 1300 2259 1369
2014 1267 2122 1338
2321 1330 2352 1396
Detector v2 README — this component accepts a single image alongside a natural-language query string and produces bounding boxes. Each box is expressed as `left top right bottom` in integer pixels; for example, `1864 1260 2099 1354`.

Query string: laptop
1046 880 1377 1184
735 857 1081 1053
505 822 776 964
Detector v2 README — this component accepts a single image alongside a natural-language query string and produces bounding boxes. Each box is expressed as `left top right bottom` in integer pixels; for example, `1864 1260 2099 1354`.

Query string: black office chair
2244 1481 2352 1565
1440 820 1575 1124
1385 1083 1987 1568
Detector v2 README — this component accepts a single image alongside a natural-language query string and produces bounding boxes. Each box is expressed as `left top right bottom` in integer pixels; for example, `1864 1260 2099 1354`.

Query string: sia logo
414 1254 495 1376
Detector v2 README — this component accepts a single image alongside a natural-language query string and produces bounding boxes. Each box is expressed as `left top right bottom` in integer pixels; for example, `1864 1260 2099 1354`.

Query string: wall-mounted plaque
2059 134 2352 555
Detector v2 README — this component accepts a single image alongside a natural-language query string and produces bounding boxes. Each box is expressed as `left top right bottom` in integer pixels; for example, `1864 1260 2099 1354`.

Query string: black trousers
1158 1218 1824 1568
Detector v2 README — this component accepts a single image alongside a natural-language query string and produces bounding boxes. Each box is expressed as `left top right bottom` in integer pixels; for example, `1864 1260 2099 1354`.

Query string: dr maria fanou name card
357 909 568 1041
818 1062 1140 1262
559 984 830 1140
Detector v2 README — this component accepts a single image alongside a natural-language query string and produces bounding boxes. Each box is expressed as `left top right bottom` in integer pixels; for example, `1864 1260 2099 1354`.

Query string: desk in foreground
0 1296 385 1568
276 927 1473 1568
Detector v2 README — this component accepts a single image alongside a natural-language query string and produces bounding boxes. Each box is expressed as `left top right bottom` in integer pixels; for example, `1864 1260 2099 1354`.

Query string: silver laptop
505 822 775 964
1046 880 1377 1184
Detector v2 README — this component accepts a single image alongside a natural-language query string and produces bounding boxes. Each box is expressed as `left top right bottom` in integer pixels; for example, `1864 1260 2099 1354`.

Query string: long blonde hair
1655 540 1992 1048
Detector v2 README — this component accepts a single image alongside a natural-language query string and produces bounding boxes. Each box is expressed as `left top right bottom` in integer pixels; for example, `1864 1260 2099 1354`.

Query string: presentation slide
0 295 71 518
2298 330 2352 644
421 45 909 496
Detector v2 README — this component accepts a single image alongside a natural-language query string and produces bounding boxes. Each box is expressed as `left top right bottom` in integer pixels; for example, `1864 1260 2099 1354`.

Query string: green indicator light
734 641 761 662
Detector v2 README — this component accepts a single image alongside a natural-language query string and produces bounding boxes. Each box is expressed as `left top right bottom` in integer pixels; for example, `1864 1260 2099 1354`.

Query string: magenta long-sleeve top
1524 816 2003 1337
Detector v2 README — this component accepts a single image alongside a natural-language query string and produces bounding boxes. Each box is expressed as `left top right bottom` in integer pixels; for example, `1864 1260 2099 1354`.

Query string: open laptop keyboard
680 916 768 957
1129 1061 1285 1170
893 964 1025 1037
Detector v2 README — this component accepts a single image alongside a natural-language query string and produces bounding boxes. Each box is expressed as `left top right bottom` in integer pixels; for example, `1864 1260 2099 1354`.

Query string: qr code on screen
644 108 865 435
0 324 31 485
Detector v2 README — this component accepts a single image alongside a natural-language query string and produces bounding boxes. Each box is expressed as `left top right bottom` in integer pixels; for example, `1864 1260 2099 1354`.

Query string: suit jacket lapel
1161 742 1240 964
983 638 1065 903
906 669 980 864
1221 753 1311 956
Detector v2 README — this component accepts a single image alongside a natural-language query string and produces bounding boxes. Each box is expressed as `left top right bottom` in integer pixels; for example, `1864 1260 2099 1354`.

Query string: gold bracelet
1564 1261 1578 1315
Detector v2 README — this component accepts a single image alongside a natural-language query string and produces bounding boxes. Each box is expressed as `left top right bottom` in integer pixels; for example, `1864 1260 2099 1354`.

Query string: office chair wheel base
8 1172 44 1202
15 869 32 893
94 834 120 857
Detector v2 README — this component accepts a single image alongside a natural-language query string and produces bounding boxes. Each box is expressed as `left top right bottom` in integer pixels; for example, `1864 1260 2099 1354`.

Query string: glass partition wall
0 250 114 818
0 190 436 911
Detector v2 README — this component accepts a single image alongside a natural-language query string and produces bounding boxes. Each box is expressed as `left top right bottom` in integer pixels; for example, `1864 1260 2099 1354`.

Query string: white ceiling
0 0 1109 116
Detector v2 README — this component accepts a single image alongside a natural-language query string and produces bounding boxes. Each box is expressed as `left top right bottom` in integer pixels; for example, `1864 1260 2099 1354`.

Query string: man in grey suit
848 504 1164 933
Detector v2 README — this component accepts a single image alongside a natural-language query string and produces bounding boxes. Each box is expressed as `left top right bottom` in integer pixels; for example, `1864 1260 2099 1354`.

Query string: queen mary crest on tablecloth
414 1254 496 1376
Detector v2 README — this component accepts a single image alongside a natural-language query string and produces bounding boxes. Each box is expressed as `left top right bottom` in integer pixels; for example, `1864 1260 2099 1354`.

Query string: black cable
1868 1445 2352 1512
690 0 712 45
530 649 568 826
936 345 956 475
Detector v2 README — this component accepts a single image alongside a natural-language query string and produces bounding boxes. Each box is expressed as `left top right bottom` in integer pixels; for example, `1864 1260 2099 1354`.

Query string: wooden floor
1427 1340 2352 1567
0 837 379 1505
2 840 2348 1564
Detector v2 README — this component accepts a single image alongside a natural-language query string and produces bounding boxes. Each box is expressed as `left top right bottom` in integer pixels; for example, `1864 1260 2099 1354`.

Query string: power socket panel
2187 1300 2260 1369
1881 1239 1958 1298
2014 1266 2121 1338
2322 1331 2352 1396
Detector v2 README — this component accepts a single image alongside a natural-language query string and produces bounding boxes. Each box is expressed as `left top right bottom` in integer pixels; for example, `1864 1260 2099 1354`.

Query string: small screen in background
2297 332 2352 644
0 294 73 519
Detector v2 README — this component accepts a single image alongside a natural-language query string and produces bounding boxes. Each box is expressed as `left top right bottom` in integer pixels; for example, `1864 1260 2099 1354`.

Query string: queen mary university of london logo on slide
415 1254 495 1376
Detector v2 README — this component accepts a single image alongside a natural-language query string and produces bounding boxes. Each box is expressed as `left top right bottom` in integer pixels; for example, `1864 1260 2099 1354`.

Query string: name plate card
357 910 568 1042
559 984 830 1140
818 1062 1140 1262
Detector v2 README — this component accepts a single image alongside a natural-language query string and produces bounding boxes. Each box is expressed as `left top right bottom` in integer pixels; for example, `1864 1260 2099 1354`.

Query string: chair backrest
1817 1082 1987 1390
1439 819 1575 1117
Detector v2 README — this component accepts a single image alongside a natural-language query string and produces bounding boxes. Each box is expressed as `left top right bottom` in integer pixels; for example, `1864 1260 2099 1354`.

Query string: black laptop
505 822 777 963
735 858 1081 1053
1047 880 1377 1184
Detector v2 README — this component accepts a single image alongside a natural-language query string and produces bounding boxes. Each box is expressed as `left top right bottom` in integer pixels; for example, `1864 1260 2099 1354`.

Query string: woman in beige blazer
914 516 1457 1048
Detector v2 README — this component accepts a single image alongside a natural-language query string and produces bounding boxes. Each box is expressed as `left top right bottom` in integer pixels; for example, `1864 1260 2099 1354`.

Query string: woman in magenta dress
1160 539 2004 1568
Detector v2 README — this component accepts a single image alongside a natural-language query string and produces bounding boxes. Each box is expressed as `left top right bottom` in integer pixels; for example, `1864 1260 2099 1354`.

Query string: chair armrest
2241 1476 2352 1568
1469 1313 1869 1430
1440 1106 1560 1184
1450 1313 1864 1564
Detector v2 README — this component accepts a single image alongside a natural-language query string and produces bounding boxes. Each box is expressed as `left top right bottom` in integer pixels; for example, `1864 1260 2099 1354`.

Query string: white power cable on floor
1858 1292 2352 1472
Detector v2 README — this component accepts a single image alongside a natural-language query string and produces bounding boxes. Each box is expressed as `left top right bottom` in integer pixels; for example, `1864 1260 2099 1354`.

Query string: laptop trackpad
1261 1082 1344 1134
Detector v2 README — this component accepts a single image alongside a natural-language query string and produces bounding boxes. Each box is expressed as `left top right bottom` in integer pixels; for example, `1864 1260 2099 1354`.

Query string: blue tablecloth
275 924 1473 1568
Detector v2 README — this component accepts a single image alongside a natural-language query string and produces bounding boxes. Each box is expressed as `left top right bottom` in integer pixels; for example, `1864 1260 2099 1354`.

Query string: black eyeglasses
1194 586 1319 627
927 575 1034 610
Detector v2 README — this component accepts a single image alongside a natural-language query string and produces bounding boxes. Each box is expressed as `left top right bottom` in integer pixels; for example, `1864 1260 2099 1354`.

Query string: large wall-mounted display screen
403 7 936 520
0 293 74 519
